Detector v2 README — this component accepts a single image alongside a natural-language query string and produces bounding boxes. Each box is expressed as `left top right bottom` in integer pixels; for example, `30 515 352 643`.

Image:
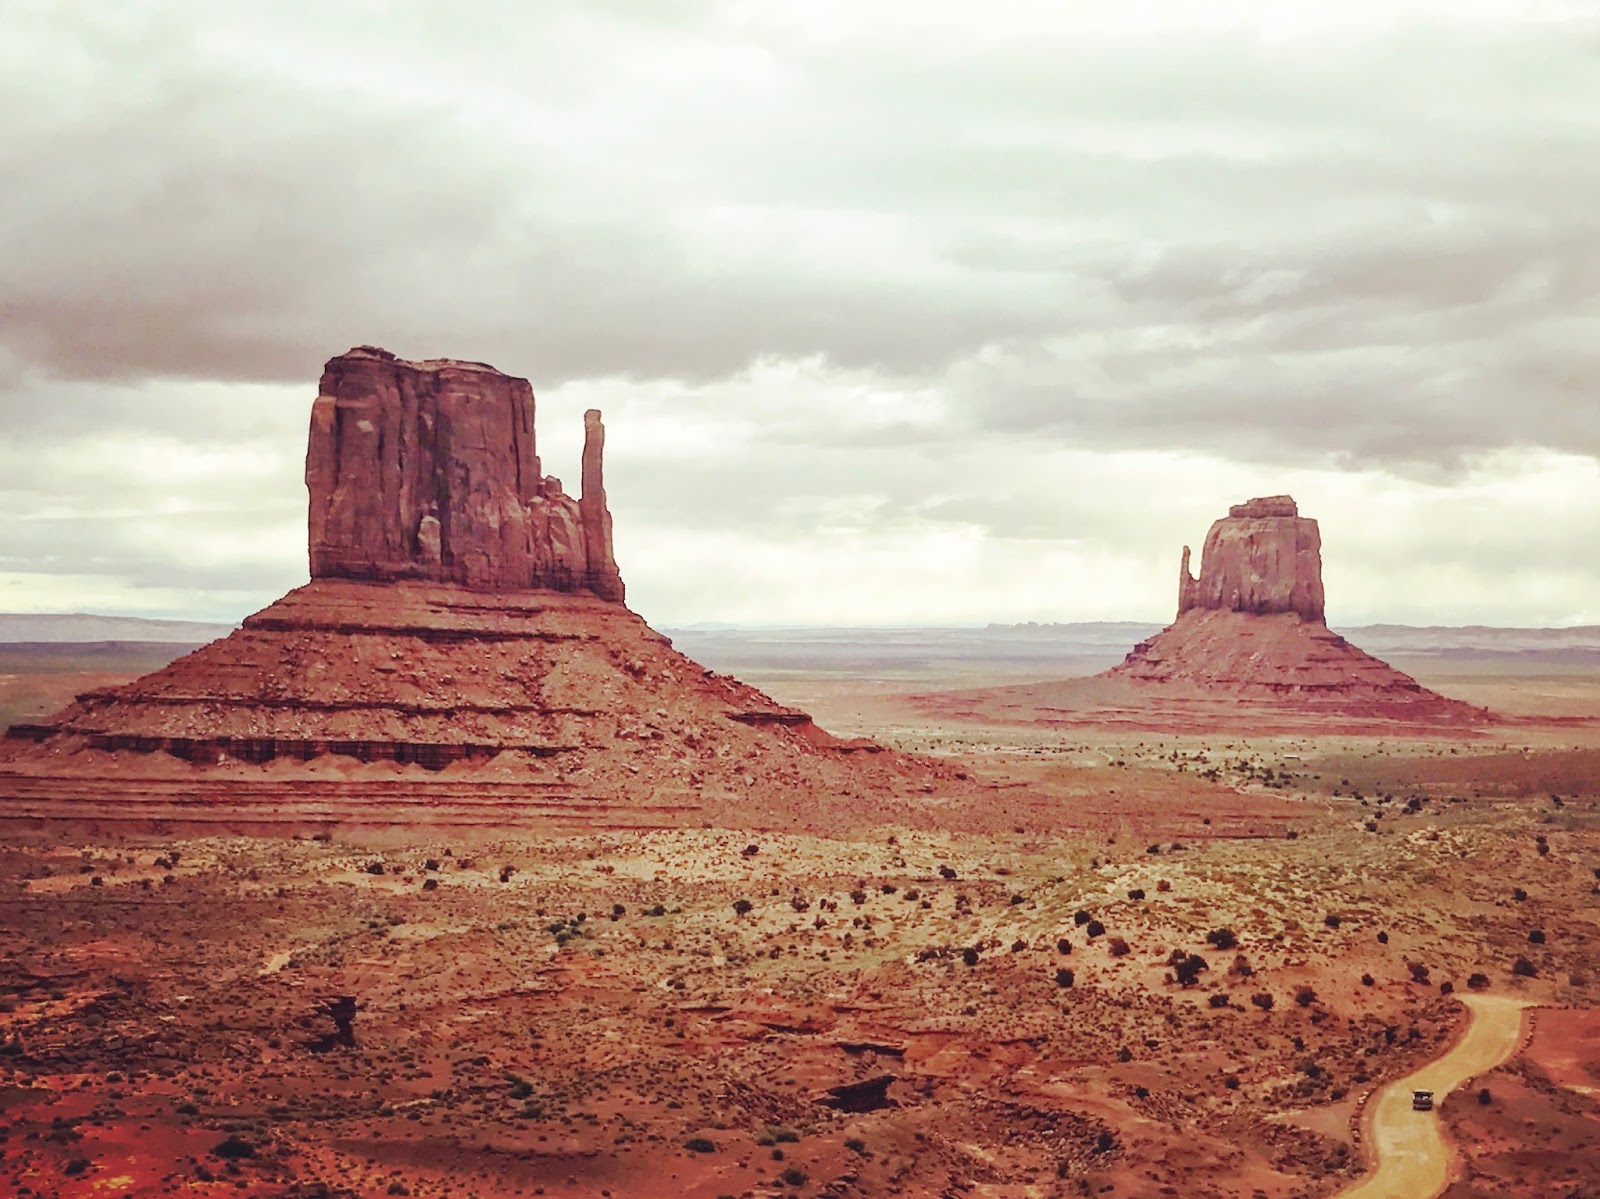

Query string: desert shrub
1511 887 1528 901
1294 984 1317 1007
1011 939 1028 953
1408 962 1431 984
64 1157 92 1176
1107 936 1131 957
1230 954 1254 977
845 1137 867 1154
684 1137 716 1154
790 896 810 912
1056 937 1072 955
1324 913 1341 928
938 864 957 879
1085 920 1106 939
1208 993 1229 1009
961 947 980 967
1361 973 1375 987
364 862 384 876
849 890 867 905
732 899 753 917
1467 972 1490 990
1095 1130 1116 1153
1127 888 1146 901
1074 909 1092 926
421 878 438 892
1512 957 1537 977
1224 1075 1240 1090
213 1135 256 1160
1156 879 1172 893
423 858 440 871
1477 1087 1492 1105
1116 1046 1133 1062
779 1167 808 1187
1173 953 1209 987
1528 929 1546 944
1376 931 1389 944
741 843 759 857
1055 968 1075 988
1440 981 1454 995
1250 992 1274 1011
1206 927 1238 951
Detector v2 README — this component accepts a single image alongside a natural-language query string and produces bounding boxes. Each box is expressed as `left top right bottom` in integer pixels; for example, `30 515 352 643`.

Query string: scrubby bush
1108 936 1131 957
1173 953 1209 987
732 898 753 917
1294 985 1317 1007
1085 920 1106 939
1206 928 1238 951
684 1137 716 1154
1055 968 1075 988
1250 992 1274 1010
1512 957 1536 978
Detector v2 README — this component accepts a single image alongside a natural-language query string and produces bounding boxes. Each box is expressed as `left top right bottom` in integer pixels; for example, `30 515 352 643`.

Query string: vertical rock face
306 347 624 601
1177 495 1324 622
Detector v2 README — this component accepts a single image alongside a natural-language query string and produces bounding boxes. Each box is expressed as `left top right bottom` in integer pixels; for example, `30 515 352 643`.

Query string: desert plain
2 631 1597 1199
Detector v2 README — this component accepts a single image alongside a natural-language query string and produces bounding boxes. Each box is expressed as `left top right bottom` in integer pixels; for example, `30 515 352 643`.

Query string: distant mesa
1 348 940 832
1107 495 1488 722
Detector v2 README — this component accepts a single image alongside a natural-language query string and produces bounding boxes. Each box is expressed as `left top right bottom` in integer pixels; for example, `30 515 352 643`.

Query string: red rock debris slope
0 349 950 832
1107 496 1486 722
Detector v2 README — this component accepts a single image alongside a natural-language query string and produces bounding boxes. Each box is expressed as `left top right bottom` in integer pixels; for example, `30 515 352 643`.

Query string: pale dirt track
1337 994 1531 1199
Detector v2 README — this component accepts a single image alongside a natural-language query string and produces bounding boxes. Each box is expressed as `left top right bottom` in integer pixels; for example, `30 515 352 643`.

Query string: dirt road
1338 994 1531 1199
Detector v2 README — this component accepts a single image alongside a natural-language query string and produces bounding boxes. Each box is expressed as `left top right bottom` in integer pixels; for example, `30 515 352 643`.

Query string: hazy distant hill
666 621 1600 681
0 614 235 644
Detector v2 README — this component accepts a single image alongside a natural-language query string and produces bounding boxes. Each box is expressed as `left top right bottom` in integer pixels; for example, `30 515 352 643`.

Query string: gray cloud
2 2 1598 622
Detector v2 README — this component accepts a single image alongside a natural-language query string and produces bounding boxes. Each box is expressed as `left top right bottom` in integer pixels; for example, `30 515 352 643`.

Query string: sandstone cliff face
306 347 624 601
1178 495 1324 622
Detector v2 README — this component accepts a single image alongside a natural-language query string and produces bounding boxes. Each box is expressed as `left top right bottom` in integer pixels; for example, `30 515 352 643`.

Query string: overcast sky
3 0 1598 627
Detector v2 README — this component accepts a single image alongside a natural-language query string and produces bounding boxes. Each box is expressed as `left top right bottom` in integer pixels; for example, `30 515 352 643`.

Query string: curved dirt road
1337 994 1530 1199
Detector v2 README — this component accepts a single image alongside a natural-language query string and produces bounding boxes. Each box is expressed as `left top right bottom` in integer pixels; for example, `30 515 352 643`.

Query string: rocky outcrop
1106 496 1487 722
1177 495 1324 622
307 347 624 601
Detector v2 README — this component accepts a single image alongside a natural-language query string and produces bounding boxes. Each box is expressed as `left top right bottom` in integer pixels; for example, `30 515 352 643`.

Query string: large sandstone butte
1107 496 1486 721
306 348 623 600
0 349 950 832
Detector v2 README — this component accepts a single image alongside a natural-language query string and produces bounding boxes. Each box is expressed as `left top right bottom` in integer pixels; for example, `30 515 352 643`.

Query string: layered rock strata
1108 496 1485 721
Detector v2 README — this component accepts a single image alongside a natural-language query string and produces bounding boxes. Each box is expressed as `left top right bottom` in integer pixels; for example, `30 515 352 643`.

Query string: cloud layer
2 1 1597 624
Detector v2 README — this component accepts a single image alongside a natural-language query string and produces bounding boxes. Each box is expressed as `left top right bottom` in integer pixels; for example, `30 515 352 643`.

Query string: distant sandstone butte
0 347 949 833
1177 495 1324 622
306 347 624 601
1109 496 1487 722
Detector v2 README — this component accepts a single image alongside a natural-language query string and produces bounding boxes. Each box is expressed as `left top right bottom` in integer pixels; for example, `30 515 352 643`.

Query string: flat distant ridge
0 614 236 644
